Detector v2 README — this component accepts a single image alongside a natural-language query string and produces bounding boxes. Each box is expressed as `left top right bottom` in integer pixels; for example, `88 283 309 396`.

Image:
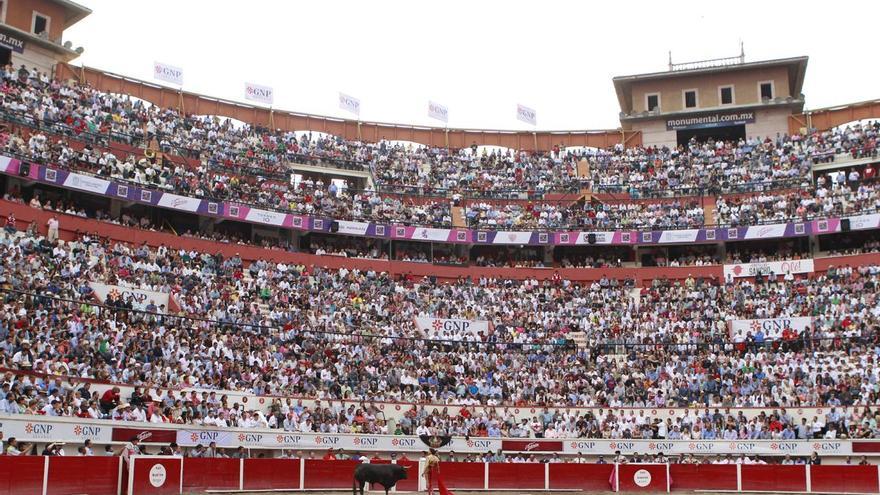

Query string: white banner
176 430 234 447
492 231 533 244
0 416 112 444
657 229 700 244
410 227 452 242
723 259 815 279
846 213 880 231
339 92 361 116
63 172 111 195
335 220 370 236
744 223 788 239
153 61 183 86
245 208 286 226
415 317 490 335
428 101 448 123
562 439 849 456
730 316 813 338
245 82 274 105
157 193 201 212
516 104 537 126
89 282 170 312
0 416 854 457
175 429 497 452
0 155 14 173
575 232 614 245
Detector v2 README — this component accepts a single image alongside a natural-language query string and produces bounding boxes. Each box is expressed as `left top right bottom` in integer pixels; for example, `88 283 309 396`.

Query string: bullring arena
3 0 880 494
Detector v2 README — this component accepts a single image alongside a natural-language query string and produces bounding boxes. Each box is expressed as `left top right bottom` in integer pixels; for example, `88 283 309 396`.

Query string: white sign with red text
723 259 815 279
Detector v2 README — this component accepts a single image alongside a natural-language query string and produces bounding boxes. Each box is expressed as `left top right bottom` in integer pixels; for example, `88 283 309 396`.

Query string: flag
339 92 361 116
245 82 274 105
516 104 536 125
428 101 448 123
153 62 183 86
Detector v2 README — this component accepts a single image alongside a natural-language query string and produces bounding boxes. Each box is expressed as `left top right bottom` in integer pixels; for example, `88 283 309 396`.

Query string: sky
64 0 880 132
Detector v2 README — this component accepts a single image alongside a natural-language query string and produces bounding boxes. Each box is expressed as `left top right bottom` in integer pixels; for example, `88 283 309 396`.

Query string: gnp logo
392 438 417 448
728 442 757 452
608 442 634 450
275 434 303 444
466 439 493 449
23 423 53 437
73 425 103 439
314 435 340 445
154 64 182 80
569 441 596 450
238 433 264 443
770 442 798 451
687 442 714 452
189 431 221 443
648 442 674 451
353 437 379 447
247 87 273 98
812 442 843 452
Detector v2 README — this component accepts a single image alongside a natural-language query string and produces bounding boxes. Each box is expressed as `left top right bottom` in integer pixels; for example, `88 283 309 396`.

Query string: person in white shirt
46 215 59 243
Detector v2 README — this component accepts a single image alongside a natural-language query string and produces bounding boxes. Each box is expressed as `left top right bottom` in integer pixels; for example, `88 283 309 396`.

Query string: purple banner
4 157 872 247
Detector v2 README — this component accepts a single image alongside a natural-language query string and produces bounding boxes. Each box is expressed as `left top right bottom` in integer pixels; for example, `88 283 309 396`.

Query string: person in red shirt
99 387 120 414
864 164 875 180
322 448 337 461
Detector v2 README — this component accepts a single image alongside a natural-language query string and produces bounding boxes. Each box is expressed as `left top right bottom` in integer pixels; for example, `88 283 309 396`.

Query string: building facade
614 55 808 147
0 0 90 73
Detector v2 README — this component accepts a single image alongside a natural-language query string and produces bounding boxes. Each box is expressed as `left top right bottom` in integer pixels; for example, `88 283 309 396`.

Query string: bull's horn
401 465 412 469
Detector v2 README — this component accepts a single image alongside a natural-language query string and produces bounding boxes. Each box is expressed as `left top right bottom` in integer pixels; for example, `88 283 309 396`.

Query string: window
646 94 660 112
32 11 49 35
0 1 6 24
684 90 697 109
759 82 774 100
720 86 734 105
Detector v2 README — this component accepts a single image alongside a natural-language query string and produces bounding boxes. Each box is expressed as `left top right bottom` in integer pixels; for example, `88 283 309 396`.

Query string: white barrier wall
0 415 869 457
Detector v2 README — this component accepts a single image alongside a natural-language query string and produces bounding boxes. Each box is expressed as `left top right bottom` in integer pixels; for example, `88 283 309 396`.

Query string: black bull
353 463 410 495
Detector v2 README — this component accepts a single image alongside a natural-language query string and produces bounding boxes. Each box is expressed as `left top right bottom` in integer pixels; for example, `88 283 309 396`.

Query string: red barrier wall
181 457 240 492
0 456 45 495
129 457 182 495
741 464 807 492
439 461 486 490
46 456 119 495
488 462 546 490
548 462 616 491
669 464 737 491
302 459 361 489
394 460 420 491
616 464 670 492
10 456 880 494
811 465 879 493
242 458 300 491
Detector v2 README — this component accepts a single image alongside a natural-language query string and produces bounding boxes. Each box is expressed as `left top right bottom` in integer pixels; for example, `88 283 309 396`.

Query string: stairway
452 206 467 228
703 202 715 227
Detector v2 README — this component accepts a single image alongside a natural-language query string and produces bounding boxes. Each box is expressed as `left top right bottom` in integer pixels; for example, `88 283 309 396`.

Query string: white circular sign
633 469 652 487
149 464 167 488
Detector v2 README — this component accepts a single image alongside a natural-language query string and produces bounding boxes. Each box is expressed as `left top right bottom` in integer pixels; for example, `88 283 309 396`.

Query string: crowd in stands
1 64 879 231
0 223 878 438
5 64 880 447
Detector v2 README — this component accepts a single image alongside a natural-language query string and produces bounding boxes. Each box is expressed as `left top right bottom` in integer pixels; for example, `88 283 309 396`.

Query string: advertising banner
723 259 814 279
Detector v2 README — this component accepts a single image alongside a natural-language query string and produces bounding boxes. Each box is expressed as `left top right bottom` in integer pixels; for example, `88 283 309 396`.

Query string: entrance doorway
0 47 11 66
676 124 746 146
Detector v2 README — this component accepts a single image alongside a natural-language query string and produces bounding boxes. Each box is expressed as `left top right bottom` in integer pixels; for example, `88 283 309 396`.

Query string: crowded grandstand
3 0 880 494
